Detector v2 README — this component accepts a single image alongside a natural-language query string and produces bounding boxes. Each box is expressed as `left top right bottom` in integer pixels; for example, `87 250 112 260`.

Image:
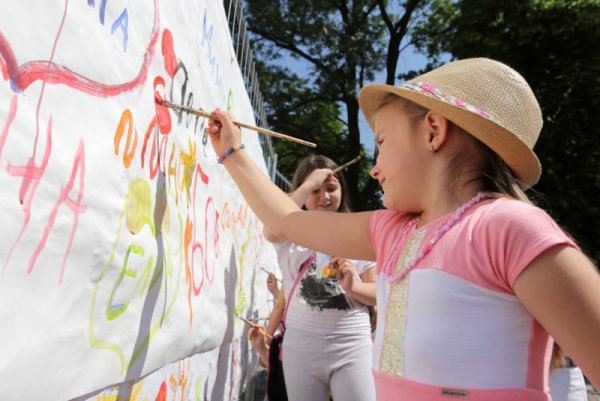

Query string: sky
275 47 431 154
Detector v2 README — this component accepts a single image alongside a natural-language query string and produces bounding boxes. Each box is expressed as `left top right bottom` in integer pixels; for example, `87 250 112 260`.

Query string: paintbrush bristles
332 155 362 174
156 98 317 148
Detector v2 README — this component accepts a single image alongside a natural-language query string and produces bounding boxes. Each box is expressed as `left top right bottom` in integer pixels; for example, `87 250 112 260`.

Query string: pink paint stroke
3 117 52 274
0 0 160 97
28 139 87 283
29 0 69 204
2 0 66 276
0 95 17 161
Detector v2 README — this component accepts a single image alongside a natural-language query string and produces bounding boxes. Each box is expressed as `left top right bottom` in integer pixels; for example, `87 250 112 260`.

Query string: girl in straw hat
207 58 600 401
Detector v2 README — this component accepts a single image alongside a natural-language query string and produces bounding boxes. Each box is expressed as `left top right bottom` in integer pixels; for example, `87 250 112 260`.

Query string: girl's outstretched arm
513 246 600 388
207 109 375 261
262 168 333 243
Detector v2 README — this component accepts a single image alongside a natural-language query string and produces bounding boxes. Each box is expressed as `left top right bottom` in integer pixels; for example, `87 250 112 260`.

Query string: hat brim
359 83 541 189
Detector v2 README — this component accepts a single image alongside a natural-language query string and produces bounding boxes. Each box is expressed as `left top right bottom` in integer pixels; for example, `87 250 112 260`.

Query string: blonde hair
377 94 531 203
550 343 568 370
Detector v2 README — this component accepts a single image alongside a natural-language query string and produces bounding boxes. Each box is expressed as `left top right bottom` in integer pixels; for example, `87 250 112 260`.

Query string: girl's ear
424 111 449 152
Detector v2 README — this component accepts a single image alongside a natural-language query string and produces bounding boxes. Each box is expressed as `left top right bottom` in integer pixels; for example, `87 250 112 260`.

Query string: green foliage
245 0 393 210
413 0 600 263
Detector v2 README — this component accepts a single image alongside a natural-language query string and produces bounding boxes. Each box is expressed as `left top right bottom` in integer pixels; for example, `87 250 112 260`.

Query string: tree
412 0 600 263
245 0 432 210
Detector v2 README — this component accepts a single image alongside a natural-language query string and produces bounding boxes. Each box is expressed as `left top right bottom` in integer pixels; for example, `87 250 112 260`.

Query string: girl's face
303 175 342 212
370 101 428 210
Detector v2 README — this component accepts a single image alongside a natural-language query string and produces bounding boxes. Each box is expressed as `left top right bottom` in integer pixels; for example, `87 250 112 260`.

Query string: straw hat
358 58 543 188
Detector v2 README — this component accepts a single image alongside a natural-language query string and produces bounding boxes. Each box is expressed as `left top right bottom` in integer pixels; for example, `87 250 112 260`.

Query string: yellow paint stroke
179 139 196 206
125 178 155 236
93 380 143 401
168 359 191 401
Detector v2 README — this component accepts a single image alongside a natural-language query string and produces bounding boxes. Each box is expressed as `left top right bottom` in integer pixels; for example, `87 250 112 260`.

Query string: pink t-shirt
369 197 577 401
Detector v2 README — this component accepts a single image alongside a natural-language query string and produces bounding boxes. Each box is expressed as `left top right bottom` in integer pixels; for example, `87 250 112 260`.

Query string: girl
208 58 600 400
256 155 376 401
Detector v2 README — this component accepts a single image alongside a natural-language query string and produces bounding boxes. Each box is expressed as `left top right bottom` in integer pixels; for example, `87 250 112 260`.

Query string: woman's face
370 100 428 210
303 175 342 212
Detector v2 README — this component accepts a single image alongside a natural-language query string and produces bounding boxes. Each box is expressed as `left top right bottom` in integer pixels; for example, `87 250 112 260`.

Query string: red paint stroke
159 134 168 173
183 163 217 324
154 380 167 401
0 95 17 160
27 139 87 283
0 0 160 96
153 76 171 134
0 45 7 80
3 117 52 274
203 197 219 285
161 29 177 78
196 162 209 186
140 116 161 179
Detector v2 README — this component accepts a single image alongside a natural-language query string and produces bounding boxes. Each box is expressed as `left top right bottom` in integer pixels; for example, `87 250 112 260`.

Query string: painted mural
0 1 277 399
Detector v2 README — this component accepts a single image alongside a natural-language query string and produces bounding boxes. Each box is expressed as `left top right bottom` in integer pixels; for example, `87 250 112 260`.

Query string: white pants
282 326 375 401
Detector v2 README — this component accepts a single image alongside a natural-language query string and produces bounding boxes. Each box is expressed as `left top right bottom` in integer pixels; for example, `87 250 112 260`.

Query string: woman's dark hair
291 155 352 212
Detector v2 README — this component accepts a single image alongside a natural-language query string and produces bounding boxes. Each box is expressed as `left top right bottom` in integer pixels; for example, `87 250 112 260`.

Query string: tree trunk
345 95 362 209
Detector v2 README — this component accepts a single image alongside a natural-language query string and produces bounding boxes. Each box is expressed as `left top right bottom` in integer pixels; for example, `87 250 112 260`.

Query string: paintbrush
155 98 317 148
236 315 273 339
332 155 362 174
260 267 282 283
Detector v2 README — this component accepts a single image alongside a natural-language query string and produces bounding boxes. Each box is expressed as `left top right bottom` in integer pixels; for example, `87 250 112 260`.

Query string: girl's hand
207 109 242 157
300 168 337 192
333 257 360 293
248 325 270 352
266 273 280 298
248 325 270 366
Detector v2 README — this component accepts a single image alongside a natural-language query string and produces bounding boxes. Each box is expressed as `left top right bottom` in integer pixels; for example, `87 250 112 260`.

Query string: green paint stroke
227 89 234 112
195 377 202 401
105 244 145 320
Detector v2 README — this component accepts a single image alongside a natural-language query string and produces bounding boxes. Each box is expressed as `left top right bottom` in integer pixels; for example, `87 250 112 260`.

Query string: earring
431 144 437 153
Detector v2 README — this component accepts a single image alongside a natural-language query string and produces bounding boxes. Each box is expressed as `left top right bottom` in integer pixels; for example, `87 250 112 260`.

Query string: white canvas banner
0 1 277 399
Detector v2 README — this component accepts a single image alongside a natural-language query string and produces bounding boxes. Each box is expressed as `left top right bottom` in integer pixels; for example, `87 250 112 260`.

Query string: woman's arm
208 109 375 261
513 245 600 388
263 169 332 243
265 287 286 337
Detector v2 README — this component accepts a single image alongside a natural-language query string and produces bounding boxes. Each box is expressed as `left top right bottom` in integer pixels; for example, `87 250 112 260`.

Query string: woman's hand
300 169 337 192
207 108 242 157
333 257 360 293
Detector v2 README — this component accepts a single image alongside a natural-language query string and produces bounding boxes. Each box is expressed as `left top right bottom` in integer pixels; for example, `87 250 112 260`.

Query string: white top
369 198 576 394
549 367 588 401
272 240 374 334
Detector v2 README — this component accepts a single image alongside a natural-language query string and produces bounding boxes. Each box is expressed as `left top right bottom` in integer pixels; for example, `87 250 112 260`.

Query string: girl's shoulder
477 197 554 225
474 197 572 242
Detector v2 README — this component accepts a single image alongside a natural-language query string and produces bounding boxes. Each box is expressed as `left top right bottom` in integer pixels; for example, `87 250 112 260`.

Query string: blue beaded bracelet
217 144 245 164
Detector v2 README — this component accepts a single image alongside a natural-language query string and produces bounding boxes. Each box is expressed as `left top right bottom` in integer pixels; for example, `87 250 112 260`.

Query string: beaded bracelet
217 144 245 164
